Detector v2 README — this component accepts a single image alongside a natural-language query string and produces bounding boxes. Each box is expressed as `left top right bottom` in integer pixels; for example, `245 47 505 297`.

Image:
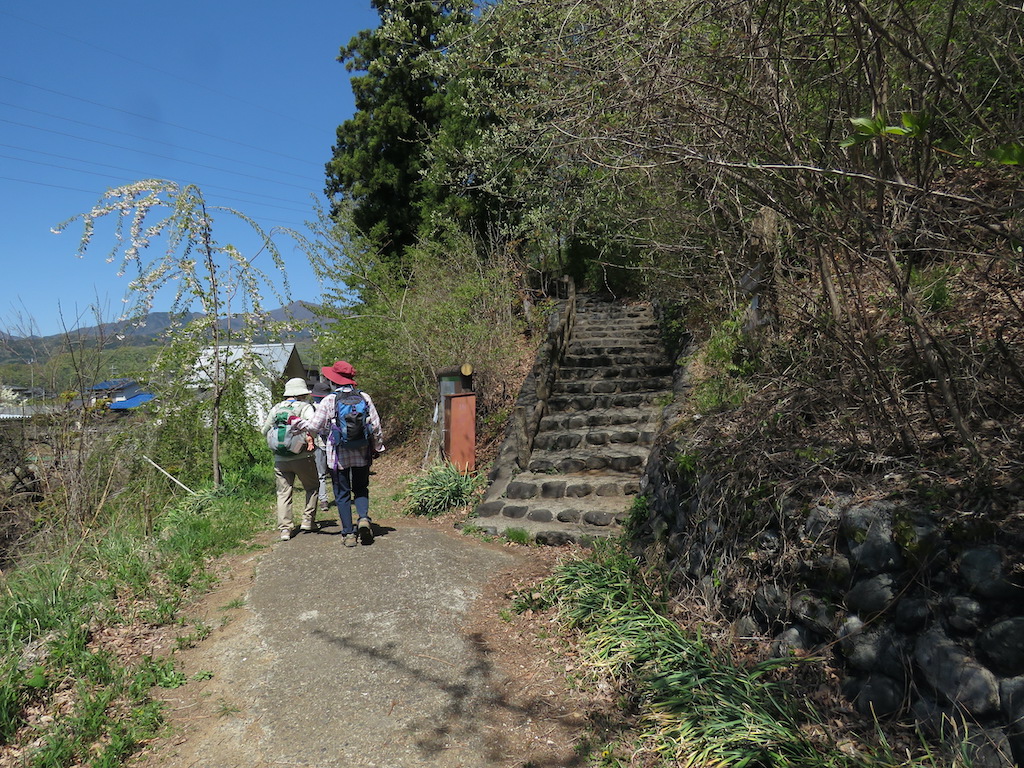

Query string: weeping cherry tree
54 179 296 485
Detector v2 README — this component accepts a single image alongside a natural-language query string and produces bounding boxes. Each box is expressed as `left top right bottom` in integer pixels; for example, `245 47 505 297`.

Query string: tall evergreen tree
325 0 475 269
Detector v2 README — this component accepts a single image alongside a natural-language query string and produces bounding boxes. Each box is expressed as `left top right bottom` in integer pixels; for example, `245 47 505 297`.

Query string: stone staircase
475 293 675 544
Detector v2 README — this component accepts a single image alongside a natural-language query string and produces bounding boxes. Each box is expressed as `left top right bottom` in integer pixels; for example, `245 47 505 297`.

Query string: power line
0 174 100 195
0 175 309 229
0 73 323 169
0 100 315 182
0 142 317 209
0 153 313 214
0 116 317 192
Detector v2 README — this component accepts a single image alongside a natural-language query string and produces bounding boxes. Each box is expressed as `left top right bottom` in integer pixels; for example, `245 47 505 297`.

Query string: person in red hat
290 361 385 547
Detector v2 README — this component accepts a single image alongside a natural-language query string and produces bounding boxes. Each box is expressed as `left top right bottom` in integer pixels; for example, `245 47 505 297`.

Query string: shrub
405 463 481 517
310 213 529 442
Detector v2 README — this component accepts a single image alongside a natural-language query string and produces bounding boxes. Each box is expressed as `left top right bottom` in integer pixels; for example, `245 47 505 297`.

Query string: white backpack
266 402 309 457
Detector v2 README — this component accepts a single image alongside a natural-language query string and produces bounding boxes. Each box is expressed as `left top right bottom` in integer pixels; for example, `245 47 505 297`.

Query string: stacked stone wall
640 441 1024 766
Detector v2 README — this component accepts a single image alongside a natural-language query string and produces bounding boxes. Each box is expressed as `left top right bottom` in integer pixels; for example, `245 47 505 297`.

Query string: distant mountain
6 302 328 347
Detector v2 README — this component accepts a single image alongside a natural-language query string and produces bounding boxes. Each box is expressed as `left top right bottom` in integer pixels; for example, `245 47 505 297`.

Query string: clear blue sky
1 2 380 338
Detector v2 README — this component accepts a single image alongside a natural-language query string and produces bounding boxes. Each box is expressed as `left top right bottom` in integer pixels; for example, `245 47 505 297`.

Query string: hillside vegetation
0 2 1022 766
316 0 1023 488
314 1 1024 762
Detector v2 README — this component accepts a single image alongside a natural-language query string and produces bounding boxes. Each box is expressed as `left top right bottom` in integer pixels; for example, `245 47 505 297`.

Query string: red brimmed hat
322 360 357 386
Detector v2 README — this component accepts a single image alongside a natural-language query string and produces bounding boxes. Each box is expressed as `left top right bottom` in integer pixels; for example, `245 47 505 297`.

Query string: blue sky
1 2 380 337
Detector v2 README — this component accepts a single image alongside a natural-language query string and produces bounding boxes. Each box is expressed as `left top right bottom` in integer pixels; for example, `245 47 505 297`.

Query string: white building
194 344 309 426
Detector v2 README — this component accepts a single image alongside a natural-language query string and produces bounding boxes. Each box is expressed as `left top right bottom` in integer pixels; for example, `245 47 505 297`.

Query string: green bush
405 463 482 517
310 213 527 442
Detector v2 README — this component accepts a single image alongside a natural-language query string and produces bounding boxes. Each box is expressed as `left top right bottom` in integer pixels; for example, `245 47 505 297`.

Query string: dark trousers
331 465 370 535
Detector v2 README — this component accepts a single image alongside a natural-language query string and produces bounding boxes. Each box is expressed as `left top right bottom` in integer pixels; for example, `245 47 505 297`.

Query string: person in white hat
260 377 319 540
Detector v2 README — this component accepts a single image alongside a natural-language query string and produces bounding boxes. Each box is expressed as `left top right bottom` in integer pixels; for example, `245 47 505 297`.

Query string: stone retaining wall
641 432 1024 767
481 278 576 504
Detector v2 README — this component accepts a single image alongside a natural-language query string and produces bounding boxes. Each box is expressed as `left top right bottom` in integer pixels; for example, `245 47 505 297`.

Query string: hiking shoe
319 501 330 513
357 517 374 545
342 534 358 548
300 517 315 532
280 530 292 541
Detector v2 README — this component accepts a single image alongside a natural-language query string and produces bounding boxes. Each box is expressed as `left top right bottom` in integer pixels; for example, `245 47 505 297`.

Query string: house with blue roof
86 379 155 410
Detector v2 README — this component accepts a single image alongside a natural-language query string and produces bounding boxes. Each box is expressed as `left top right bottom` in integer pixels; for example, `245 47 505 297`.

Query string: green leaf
988 142 1024 165
24 665 48 688
849 116 882 135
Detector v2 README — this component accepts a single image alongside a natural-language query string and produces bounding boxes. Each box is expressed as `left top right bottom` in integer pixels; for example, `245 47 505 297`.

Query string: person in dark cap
310 379 334 519
291 361 385 547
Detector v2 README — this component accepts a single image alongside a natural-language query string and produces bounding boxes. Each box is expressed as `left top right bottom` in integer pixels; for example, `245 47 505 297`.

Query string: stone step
576 305 656 317
574 320 659 335
555 364 675 381
532 425 657 451
562 352 669 369
566 342 664 357
552 376 673 396
539 407 660 431
576 305 654 317
581 299 651 313
475 496 631 535
547 390 666 411
572 331 663 344
504 470 641 501
526 445 649 474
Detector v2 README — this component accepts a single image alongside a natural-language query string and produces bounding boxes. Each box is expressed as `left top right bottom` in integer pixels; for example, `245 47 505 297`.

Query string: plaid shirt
292 386 385 470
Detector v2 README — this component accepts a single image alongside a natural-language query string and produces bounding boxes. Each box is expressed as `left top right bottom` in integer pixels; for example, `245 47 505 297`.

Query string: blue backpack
329 389 369 449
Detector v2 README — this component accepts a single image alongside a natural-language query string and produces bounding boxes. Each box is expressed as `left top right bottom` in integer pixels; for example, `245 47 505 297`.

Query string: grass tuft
502 527 532 546
519 541 952 768
405 462 482 517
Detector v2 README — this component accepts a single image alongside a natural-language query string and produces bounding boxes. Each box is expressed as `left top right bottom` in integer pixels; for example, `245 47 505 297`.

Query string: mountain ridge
2 301 324 345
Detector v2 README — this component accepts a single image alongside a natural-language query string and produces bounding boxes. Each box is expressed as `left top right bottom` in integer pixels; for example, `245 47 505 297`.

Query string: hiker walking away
310 379 334 518
291 360 385 548
261 377 319 540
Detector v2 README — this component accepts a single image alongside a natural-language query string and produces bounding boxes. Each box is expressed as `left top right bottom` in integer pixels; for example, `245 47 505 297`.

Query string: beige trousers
274 455 319 531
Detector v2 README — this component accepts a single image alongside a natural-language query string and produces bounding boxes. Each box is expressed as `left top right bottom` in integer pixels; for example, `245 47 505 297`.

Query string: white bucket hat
283 377 311 397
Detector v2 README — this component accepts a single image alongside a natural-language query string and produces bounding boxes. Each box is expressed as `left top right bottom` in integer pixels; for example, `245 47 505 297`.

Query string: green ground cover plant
518 541 958 768
405 461 482 517
0 468 272 767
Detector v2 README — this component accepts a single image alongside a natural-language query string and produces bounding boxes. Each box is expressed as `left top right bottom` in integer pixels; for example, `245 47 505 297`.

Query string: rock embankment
640 460 1024 767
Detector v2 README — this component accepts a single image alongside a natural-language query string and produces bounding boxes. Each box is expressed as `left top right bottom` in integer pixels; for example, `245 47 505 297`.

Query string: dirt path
129 509 587 768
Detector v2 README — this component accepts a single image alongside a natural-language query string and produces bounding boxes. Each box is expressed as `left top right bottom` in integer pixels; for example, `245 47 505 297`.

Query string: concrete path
141 518 563 768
